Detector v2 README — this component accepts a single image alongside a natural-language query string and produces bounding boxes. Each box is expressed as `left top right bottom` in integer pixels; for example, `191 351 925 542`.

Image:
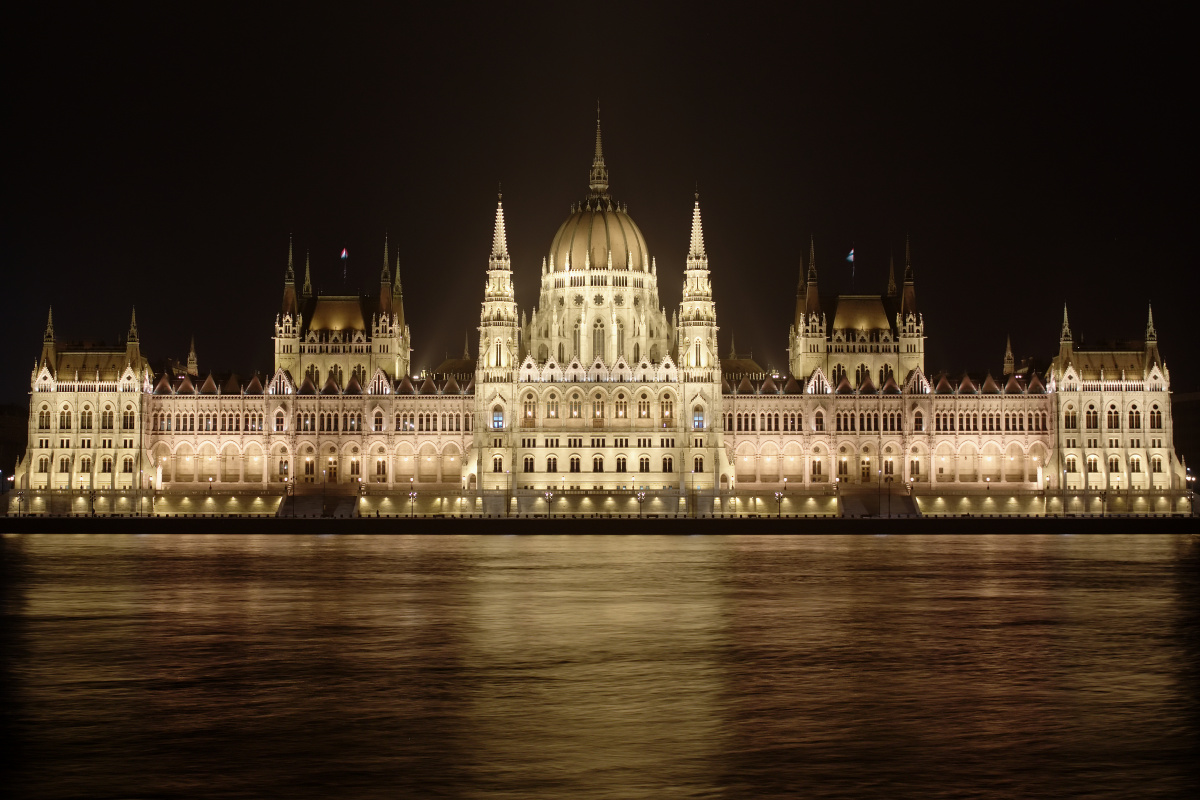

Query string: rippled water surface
1 532 1198 799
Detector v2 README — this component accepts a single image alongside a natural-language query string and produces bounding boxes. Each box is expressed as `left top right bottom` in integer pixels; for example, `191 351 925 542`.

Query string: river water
1 533 1197 799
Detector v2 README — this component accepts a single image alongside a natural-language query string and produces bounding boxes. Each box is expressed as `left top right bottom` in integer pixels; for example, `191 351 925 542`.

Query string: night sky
4 5 1190 405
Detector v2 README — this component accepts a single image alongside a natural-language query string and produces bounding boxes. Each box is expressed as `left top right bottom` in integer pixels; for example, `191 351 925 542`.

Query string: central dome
549 204 650 273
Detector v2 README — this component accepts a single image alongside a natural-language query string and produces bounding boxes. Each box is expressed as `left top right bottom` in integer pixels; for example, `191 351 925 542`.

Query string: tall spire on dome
688 191 706 260
302 249 312 297
491 190 509 261
1145 303 1156 342
588 105 610 198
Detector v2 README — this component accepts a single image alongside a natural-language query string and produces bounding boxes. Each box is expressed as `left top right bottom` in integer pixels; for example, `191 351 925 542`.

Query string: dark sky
3 4 1191 405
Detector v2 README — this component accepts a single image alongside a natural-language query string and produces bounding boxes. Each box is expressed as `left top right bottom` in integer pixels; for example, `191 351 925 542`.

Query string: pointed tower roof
1060 303 1072 341
688 193 706 260
794 253 807 328
588 108 609 198
381 234 391 282
463 330 471 359
804 237 821 316
491 192 510 262
44 307 54 342
244 374 264 395
302 250 313 297
900 235 917 317
783 375 803 394
127 306 138 342
285 234 295 282
1003 335 1014 375
186 335 198 377
1146 303 1156 342
1004 373 1024 394
760 375 778 394
442 374 461 395
297 373 318 395
981 373 1001 394
886 254 897 297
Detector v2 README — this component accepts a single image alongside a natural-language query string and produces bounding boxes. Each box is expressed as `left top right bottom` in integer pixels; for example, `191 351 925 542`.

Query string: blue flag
846 249 854 278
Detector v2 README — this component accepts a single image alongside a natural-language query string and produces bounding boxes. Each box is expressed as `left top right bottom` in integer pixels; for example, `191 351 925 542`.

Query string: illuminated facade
9 123 1188 515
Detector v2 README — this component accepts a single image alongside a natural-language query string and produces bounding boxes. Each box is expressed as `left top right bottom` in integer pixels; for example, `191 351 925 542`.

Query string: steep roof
307 297 368 332
831 296 891 331
981 373 1001 394
782 375 803 394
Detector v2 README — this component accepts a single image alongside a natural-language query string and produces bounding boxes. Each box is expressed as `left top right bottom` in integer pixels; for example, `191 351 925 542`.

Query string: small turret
804 237 820 317
39 307 56 376
886 253 897 298
378 235 393 317
1003 334 1014 376
301 250 313 298
1058 303 1073 366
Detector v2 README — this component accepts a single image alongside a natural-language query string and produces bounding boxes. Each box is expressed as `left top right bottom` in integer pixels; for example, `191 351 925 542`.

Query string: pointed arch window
593 319 605 362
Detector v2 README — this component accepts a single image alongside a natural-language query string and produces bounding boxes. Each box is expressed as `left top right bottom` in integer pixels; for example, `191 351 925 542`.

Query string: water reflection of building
10 121 1188 516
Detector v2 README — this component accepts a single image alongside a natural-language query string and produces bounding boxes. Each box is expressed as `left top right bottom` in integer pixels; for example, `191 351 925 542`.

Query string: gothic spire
1146 303 1156 342
687 192 706 260
886 254 897 297
302 250 313 297
806 236 818 283
1060 304 1072 342
393 254 403 297
804 237 821 317
187 335 198 377
490 191 510 262
463 330 471 360
903 233 914 282
588 109 609 198
381 234 391 283
44 307 54 342
128 306 138 342
1003 334 1014 375
285 234 295 283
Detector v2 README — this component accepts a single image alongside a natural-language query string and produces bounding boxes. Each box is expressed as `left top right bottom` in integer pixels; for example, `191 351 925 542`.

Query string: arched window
617 321 625 357
660 396 673 420
572 323 580 357
1106 406 1120 429
102 408 115 430
615 394 627 418
694 455 704 472
1066 455 1077 473
80 408 93 429
593 319 605 361
693 338 701 367
101 457 113 474
38 407 50 429
492 405 504 429
593 455 604 472
59 407 71 429
1128 406 1141 429
524 396 536 419
638 395 650 418
1129 455 1142 473
639 455 650 472
1087 455 1099 473
547 393 559 418
1086 406 1098 429
37 456 49 473
275 412 285 432
493 456 503 473
813 411 824 432
121 457 133 473
80 456 92 474
693 405 704 430
1152 456 1163 473
523 456 534 472
1150 406 1162 429
616 455 627 472
662 456 674 473
547 455 558 473
592 397 604 419
569 395 582 418
913 411 923 432
570 456 581 473
58 456 71 473
374 411 384 432
122 407 136 430
1108 455 1120 473
494 338 502 367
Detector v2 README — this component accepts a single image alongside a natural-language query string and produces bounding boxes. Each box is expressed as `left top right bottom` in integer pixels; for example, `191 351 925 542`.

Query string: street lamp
286 478 294 518
885 475 894 518
774 490 782 518
409 476 415 518
544 488 553 518
637 490 645 518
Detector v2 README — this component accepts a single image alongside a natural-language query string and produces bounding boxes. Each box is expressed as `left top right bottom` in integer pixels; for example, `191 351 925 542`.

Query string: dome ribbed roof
549 205 650 273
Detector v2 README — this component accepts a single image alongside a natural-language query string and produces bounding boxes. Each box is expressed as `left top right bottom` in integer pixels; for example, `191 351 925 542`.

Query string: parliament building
9 123 1189 517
